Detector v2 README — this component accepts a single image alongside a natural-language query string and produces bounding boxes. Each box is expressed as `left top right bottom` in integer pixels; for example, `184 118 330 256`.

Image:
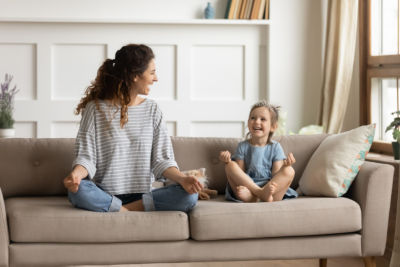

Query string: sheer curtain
318 0 358 134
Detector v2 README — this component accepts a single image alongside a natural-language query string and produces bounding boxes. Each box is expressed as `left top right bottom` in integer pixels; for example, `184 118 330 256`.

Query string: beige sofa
0 135 394 267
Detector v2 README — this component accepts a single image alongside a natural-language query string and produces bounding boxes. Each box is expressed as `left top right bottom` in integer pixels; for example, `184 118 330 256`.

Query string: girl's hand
219 150 232 163
180 176 203 194
283 152 296 166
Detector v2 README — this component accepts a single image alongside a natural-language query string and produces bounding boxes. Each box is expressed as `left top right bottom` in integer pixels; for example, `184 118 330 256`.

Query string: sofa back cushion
171 137 241 194
0 138 75 198
274 134 328 188
0 135 327 198
171 134 328 193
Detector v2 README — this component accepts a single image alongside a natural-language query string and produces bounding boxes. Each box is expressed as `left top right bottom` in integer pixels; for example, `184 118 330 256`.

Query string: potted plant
385 110 400 160
0 74 18 138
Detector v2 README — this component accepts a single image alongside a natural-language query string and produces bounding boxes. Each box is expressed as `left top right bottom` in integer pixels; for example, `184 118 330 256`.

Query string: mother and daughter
63 43 297 213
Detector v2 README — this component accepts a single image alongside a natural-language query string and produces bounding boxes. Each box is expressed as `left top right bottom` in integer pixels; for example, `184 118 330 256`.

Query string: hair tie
110 59 116 68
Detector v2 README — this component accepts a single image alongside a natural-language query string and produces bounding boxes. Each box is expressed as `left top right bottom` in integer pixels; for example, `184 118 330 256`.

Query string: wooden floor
76 256 389 267
124 258 363 267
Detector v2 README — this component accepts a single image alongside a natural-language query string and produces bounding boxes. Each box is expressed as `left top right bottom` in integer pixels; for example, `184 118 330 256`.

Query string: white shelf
0 18 270 25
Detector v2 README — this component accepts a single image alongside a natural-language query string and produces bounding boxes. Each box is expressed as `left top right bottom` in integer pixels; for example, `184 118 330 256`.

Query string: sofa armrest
352 161 394 256
0 188 8 267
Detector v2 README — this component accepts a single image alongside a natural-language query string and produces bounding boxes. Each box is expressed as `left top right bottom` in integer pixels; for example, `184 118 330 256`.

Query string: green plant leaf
386 118 400 131
0 111 14 129
394 129 400 141
386 112 400 142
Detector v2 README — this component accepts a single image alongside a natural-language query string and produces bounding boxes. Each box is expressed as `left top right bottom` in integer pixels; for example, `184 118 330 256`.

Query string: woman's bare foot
260 182 277 202
123 200 145 211
236 186 258 202
119 206 129 212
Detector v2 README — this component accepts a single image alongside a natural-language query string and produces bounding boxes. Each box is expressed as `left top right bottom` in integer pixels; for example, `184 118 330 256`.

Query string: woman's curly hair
75 44 154 128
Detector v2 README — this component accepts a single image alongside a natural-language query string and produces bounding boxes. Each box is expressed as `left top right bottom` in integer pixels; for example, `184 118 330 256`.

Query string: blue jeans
68 179 198 213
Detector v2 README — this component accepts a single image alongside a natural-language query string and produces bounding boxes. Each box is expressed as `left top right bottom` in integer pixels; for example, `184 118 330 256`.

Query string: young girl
219 100 298 202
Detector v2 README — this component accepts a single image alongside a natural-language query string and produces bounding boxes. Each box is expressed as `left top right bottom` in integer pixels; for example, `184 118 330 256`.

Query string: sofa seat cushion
190 196 361 241
6 197 189 243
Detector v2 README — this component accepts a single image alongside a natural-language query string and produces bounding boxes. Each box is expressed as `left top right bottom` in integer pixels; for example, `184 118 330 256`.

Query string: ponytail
75 44 154 128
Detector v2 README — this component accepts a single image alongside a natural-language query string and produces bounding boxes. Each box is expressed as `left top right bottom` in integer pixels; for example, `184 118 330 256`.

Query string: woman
63 44 203 212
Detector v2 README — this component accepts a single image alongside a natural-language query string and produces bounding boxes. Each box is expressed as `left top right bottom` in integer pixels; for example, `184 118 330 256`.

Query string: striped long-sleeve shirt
72 99 178 195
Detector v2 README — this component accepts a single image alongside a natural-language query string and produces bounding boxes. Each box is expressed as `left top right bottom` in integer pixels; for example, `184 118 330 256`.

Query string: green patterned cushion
298 124 375 197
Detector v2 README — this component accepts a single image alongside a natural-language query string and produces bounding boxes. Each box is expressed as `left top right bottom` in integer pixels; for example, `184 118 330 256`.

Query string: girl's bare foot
236 186 258 202
260 182 277 202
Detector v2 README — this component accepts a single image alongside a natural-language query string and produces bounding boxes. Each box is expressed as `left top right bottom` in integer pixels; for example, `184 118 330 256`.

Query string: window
360 0 400 154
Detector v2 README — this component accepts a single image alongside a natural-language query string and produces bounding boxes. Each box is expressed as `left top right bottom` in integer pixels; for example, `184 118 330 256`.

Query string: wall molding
0 20 269 138
0 18 270 25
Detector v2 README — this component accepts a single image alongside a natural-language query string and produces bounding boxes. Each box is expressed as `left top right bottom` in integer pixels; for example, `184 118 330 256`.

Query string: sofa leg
319 258 327 267
363 256 376 267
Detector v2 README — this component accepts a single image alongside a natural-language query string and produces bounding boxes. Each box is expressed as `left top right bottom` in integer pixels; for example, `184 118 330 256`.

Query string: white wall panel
0 21 267 138
166 121 176 137
191 121 244 138
0 1 349 137
0 43 36 100
14 122 37 138
191 45 244 100
150 45 176 100
52 44 106 100
51 121 80 138
270 0 325 132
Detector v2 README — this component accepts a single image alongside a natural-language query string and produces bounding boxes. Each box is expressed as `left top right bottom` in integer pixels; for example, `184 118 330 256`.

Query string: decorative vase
0 128 15 138
204 2 215 19
392 141 400 160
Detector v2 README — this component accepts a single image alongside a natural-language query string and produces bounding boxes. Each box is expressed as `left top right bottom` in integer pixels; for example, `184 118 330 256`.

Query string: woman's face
132 59 158 95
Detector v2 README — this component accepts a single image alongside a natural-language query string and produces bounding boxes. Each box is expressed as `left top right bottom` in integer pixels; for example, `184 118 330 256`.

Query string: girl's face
248 107 277 139
131 59 158 95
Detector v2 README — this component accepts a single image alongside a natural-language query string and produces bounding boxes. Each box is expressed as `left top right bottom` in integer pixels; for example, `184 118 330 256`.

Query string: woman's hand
63 164 88 193
162 167 203 194
63 173 82 193
219 150 232 163
283 152 296 166
180 175 204 195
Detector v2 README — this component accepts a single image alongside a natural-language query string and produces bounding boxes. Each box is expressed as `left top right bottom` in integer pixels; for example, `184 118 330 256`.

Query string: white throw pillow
297 124 375 197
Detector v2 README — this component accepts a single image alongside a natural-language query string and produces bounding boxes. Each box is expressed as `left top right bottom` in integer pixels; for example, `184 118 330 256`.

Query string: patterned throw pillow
297 124 375 197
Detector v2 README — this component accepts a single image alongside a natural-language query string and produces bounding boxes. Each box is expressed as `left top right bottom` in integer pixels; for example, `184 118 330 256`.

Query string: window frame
359 0 400 155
